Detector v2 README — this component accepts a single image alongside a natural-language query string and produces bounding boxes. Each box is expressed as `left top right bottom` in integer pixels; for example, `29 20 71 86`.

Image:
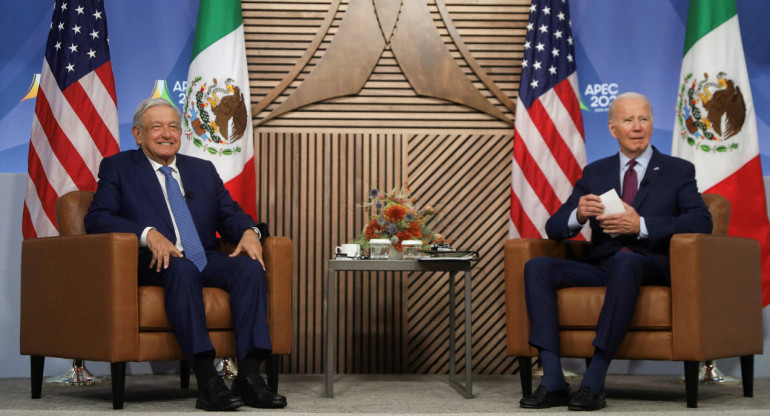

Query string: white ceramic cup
335 243 361 258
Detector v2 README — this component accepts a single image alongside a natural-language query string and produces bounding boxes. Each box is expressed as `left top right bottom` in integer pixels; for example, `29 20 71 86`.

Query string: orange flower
394 231 413 251
384 204 407 223
407 221 422 239
364 220 381 240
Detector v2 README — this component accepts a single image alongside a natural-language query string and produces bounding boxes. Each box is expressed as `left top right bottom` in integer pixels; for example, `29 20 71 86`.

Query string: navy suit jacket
545 147 712 272
84 149 267 257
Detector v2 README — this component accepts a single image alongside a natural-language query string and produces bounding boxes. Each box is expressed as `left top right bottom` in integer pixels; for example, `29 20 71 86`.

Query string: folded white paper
599 188 626 215
599 189 626 237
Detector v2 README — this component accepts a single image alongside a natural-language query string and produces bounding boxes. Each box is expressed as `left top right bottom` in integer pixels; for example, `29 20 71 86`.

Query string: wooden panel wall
246 0 529 374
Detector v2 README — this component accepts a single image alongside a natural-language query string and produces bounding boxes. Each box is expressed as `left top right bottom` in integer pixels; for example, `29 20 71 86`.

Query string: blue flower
385 224 398 235
370 189 379 198
375 201 383 210
405 212 414 221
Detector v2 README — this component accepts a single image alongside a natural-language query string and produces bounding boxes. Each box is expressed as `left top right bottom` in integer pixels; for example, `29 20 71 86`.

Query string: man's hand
576 194 605 224
146 229 183 272
231 228 265 269
597 202 641 235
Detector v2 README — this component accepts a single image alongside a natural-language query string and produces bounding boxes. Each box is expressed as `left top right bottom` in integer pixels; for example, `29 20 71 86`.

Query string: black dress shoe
568 386 606 411
195 376 244 411
231 373 288 409
519 383 571 409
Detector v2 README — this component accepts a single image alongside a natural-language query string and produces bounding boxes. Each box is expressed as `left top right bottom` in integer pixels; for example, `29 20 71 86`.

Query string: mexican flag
672 0 770 306
182 0 256 220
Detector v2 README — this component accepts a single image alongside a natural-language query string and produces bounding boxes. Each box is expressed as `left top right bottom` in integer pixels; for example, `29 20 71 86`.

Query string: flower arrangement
355 186 449 252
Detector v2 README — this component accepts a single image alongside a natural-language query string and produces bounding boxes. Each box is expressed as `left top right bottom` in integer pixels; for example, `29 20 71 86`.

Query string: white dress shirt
139 154 186 252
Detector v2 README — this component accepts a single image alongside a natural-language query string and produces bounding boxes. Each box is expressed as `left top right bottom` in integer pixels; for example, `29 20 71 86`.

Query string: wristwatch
250 226 262 240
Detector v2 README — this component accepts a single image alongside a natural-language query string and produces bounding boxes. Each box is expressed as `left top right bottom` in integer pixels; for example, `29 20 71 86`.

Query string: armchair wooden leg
265 355 281 393
684 361 698 408
740 355 754 397
518 356 532 397
30 355 44 399
111 362 126 410
180 360 190 390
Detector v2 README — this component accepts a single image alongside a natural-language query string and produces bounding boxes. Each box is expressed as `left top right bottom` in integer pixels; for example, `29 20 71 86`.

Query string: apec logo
583 83 618 113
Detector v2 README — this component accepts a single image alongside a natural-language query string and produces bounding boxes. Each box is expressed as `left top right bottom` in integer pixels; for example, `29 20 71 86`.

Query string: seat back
55 190 95 236
702 193 730 235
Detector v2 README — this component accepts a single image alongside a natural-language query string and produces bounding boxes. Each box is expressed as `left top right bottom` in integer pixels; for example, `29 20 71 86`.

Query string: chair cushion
557 286 671 330
139 286 234 331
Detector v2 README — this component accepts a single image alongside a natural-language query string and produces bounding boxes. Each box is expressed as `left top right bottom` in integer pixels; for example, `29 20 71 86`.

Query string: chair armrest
504 238 591 356
262 236 293 354
670 233 763 360
20 233 139 362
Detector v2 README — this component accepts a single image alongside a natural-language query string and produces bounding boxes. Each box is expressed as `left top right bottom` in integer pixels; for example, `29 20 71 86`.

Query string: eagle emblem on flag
676 71 746 153
183 76 247 156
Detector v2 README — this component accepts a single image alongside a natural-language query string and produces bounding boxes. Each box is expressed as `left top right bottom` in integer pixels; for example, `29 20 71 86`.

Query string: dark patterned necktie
622 159 638 204
159 166 207 271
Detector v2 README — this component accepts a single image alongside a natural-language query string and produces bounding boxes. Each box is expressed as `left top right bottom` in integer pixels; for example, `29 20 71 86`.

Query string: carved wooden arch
255 0 514 126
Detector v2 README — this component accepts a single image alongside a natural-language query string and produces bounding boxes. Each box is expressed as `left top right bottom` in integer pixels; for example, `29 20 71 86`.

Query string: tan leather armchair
504 193 763 408
20 191 293 409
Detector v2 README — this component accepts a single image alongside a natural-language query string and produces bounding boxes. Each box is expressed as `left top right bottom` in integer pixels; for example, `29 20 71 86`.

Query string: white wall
1 172 768 378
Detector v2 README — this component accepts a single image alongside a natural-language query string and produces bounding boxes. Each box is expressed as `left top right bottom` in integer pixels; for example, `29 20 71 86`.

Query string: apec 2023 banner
1 0 769 174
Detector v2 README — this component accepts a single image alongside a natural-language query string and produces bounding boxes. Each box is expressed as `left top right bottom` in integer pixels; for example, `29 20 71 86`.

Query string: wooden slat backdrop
245 0 530 374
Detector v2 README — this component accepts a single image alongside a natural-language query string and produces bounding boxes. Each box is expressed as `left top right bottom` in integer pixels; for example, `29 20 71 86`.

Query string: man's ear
132 126 141 146
608 121 617 139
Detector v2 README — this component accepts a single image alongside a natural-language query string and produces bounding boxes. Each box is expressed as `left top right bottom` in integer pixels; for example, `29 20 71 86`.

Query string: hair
132 97 182 130
608 92 653 123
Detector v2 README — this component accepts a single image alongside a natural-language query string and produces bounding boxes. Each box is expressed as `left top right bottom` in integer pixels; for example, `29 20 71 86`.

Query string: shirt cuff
638 217 649 239
568 208 583 233
140 227 154 247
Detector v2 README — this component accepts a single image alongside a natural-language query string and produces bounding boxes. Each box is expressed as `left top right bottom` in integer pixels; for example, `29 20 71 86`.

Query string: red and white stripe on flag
510 0 587 239
22 0 119 239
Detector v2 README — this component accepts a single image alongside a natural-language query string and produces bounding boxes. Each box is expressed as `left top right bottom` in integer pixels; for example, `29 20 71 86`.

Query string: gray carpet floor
0 373 768 415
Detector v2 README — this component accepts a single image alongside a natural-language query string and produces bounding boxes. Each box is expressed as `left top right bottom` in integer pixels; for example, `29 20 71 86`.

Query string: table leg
464 269 473 398
448 271 456 384
448 268 473 398
325 265 335 398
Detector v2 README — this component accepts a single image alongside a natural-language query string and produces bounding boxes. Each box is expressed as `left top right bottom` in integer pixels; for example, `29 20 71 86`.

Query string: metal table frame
325 259 473 399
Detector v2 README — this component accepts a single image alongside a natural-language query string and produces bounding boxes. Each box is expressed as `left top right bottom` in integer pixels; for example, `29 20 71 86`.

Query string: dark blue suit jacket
84 149 267 256
545 147 712 272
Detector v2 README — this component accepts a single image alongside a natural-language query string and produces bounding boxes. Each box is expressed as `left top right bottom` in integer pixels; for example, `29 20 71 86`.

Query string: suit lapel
131 149 175 231
633 148 664 209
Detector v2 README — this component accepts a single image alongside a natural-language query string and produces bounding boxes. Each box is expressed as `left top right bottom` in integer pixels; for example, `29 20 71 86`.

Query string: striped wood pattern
245 0 530 374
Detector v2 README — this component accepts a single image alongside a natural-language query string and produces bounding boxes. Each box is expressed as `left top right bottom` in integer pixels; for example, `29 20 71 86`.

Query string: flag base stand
698 360 737 384
45 359 109 386
216 357 238 379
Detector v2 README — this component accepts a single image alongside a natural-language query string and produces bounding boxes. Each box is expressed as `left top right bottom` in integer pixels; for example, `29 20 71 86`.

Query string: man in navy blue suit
519 93 713 411
85 98 286 411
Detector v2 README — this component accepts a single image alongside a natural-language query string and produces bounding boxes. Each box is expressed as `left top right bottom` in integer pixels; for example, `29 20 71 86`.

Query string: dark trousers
524 250 668 357
138 251 272 370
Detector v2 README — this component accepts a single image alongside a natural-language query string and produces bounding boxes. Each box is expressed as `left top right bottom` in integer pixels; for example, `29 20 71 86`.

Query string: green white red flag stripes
182 0 256 220
672 0 770 306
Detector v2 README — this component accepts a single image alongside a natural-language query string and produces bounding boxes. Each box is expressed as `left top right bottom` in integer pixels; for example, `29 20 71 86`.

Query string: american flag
510 0 587 239
23 0 119 238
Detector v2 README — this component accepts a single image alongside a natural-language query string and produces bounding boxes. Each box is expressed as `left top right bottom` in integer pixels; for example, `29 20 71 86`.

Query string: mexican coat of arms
183 77 247 156
675 71 746 153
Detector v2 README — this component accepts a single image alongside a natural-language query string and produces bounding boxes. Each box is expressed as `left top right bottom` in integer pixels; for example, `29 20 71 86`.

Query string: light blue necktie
159 166 207 271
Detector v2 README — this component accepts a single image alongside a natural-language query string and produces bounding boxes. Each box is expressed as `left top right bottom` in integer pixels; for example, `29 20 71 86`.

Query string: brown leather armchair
504 193 763 408
20 191 293 409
